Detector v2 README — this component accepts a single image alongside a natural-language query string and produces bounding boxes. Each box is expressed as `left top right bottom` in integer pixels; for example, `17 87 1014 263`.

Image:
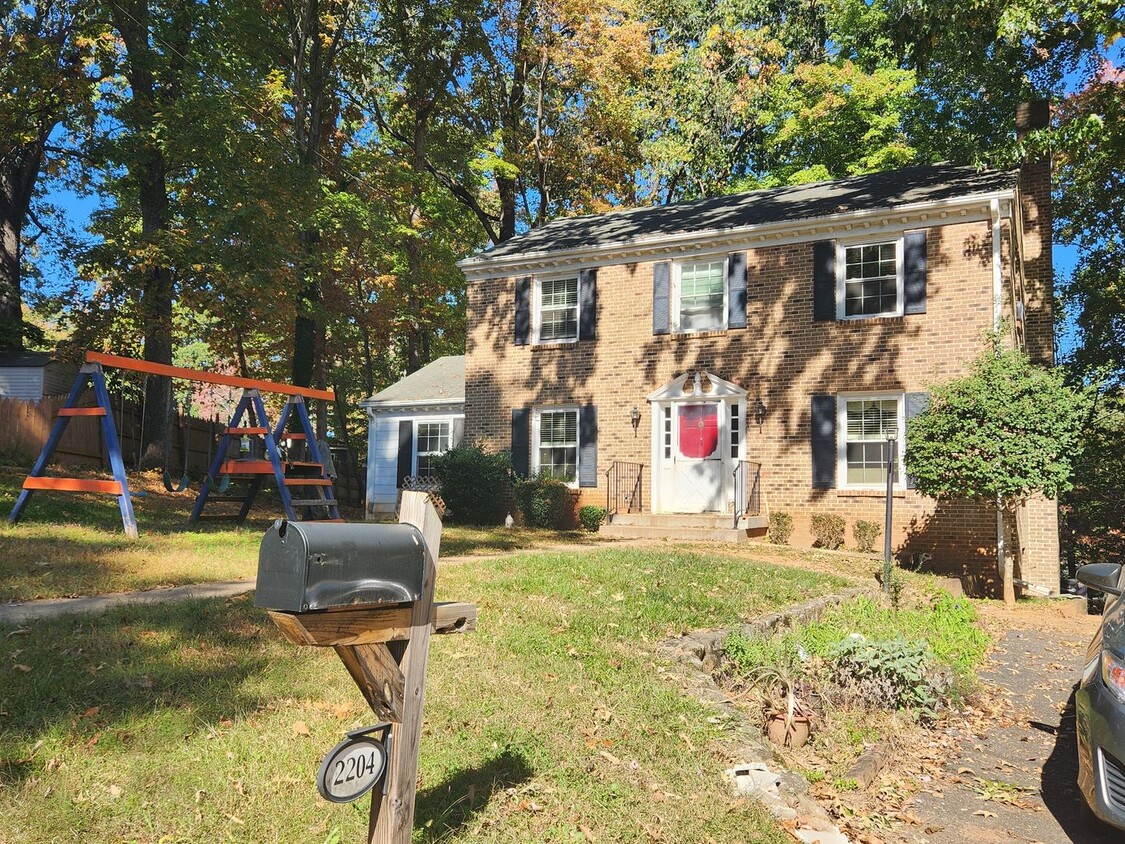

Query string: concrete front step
600 523 750 543
600 513 769 543
609 512 738 528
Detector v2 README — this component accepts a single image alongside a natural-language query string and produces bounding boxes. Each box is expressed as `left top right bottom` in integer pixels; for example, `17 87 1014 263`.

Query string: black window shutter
579 404 598 488
396 420 413 487
579 268 597 341
903 230 928 315
511 408 530 477
810 394 836 488
727 251 747 329
451 417 465 448
652 261 670 335
904 392 930 489
812 240 836 321
514 276 531 345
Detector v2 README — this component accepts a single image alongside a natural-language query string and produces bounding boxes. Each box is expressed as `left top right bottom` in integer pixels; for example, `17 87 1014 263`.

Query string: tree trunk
1000 500 1019 607
113 0 176 469
0 140 48 351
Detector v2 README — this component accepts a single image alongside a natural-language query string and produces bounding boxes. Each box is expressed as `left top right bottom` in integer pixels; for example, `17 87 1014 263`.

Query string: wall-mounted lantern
754 398 767 430
630 405 642 437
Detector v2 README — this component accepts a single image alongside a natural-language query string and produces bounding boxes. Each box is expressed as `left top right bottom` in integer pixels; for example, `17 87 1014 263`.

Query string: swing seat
163 470 190 493
217 474 232 493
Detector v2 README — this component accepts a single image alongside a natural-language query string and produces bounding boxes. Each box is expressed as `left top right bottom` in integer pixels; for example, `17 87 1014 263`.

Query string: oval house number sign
316 725 390 803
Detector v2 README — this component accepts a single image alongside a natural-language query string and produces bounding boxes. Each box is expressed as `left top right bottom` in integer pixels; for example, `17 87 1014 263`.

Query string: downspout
991 197 1005 584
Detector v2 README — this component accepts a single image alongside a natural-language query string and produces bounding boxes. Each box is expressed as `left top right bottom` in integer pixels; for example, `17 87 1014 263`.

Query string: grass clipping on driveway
0 546 848 843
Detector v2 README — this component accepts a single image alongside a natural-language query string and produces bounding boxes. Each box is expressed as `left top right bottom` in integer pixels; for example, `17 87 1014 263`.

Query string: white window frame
672 256 728 333
531 406 581 488
413 418 454 476
532 273 581 344
836 392 905 489
836 237 905 320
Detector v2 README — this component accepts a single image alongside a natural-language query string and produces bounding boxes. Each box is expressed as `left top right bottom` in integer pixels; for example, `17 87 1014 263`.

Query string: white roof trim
459 192 1016 281
646 371 747 402
359 396 465 410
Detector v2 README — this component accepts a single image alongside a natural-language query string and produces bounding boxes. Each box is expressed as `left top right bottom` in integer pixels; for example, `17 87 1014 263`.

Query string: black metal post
883 435 897 594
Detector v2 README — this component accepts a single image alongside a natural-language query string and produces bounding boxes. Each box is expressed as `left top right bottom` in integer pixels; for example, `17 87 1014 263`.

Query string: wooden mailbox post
260 492 475 843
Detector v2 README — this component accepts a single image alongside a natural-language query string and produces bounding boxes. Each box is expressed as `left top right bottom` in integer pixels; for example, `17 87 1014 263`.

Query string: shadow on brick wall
899 499 1000 598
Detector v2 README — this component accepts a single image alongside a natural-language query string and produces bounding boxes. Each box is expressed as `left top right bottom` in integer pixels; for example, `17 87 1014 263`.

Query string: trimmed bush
579 505 607 532
768 511 793 545
810 513 845 550
853 520 882 553
431 444 511 525
514 473 573 529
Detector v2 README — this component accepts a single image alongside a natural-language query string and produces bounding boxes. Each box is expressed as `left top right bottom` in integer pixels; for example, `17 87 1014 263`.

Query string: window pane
538 410 578 482
679 261 724 330
843 242 897 316
539 277 578 341
844 399 897 484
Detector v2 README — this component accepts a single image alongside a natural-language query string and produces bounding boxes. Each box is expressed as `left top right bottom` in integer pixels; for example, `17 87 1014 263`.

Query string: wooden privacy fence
0 395 363 504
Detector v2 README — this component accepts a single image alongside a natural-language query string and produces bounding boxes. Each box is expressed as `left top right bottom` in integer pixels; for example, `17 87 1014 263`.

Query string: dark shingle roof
0 351 50 368
466 164 1017 263
361 355 465 407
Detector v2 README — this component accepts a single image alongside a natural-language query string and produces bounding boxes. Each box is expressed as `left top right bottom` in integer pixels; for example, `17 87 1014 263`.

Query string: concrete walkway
0 539 659 624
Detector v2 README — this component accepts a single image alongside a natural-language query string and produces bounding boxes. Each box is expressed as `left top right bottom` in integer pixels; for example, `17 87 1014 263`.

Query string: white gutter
459 190 1017 280
991 198 1004 330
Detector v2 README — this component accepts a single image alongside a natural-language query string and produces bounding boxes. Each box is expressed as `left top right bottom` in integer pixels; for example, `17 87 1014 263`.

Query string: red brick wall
465 214 1059 595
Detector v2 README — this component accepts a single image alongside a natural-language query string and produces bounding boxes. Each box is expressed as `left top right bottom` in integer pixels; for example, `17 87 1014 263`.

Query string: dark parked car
1076 562 1125 830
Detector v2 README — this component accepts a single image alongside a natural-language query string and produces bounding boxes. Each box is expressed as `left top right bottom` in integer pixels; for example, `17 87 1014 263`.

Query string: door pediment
646 371 747 403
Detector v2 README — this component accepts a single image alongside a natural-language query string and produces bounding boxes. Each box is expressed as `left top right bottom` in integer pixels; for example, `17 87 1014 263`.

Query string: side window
838 240 902 319
534 408 579 485
535 276 579 342
838 395 903 486
675 260 726 332
415 421 451 475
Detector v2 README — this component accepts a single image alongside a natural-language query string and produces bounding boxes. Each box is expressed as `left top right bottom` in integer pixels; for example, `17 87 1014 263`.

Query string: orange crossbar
226 427 268 435
23 477 123 494
85 352 336 401
284 478 334 487
57 407 107 417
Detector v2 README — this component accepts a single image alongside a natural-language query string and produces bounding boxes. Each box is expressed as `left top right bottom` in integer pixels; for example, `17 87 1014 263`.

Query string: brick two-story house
458 119 1057 595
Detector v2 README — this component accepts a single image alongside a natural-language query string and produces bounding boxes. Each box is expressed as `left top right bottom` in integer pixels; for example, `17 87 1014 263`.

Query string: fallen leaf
292 721 310 736
13 664 31 673
579 824 596 842
83 706 101 718
973 810 997 818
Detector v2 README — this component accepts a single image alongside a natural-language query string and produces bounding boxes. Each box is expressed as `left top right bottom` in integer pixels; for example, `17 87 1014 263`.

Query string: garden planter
766 713 812 748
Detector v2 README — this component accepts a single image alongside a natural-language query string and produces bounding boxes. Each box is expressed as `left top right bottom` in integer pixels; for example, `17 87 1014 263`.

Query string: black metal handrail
732 460 762 527
605 461 644 519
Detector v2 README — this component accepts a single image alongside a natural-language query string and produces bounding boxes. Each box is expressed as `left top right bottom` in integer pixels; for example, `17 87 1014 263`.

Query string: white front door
671 402 724 512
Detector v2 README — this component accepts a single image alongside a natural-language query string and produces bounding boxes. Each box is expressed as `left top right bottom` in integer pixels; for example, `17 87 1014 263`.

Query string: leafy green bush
768 511 793 545
810 513 845 549
853 520 881 553
513 473 573 528
431 444 511 525
827 636 951 723
579 505 606 532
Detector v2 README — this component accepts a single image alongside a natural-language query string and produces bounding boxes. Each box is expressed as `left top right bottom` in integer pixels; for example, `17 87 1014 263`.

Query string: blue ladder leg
251 391 297 521
8 368 91 525
190 392 251 524
294 397 342 521
90 367 138 539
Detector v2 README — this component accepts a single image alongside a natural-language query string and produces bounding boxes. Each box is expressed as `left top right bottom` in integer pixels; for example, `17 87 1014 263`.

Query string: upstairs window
535 276 579 342
838 240 902 319
675 260 726 332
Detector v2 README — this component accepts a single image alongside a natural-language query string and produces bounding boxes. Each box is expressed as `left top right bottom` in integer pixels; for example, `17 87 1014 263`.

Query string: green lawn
0 468 609 602
0 546 849 843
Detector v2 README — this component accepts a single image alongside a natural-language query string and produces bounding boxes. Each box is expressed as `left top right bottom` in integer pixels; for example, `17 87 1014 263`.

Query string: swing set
7 351 342 538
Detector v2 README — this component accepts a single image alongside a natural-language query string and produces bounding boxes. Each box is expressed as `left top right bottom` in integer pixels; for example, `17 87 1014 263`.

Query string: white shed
0 351 79 400
360 355 465 517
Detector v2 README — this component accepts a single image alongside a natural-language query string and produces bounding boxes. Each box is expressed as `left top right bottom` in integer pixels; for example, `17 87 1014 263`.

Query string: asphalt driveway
908 605 1119 844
